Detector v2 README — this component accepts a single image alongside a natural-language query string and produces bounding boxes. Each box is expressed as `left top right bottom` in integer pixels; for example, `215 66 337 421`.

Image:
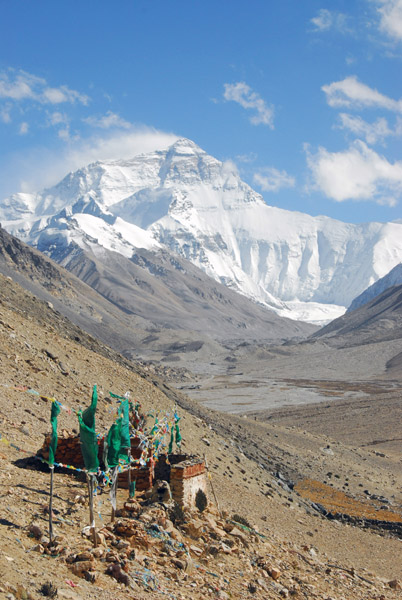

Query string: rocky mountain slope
0 272 401 600
0 225 314 377
313 282 402 347
2 138 402 324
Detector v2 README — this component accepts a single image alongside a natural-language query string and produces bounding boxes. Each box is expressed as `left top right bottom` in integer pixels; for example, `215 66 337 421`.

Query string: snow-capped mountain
2 138 402 325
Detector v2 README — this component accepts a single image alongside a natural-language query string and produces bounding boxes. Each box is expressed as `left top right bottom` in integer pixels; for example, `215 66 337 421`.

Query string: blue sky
1 0 402 224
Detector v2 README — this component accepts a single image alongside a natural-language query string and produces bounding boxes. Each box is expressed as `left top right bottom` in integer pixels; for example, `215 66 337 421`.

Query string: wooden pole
111 466 118 522
127 448 132 497
87 474 97 548
204 454 221 516
49 466 54 543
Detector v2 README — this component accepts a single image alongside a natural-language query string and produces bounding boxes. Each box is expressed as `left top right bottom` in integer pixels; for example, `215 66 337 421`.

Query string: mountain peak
2 138 402 325
166 138 206 156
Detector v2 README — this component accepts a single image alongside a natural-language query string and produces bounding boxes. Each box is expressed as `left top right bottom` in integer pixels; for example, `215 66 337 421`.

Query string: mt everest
2 137 402 325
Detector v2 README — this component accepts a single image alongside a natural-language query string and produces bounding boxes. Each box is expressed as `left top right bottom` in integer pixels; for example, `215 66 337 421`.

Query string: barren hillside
0 272 401 599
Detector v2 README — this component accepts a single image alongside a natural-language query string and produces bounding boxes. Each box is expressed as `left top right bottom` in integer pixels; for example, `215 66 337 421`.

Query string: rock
84 571 98 583
31 544 44 553
143 479 172 503
115 539 130 550
91 547 104 559
256 577 269 590
59 362 69 375
269 567 281 580
206 544 220 556
228 526 249 547
388 579 401 590
106 552 120 562
28 524 43 540
71 560 96 577
172 558 186 569
189 544 203 556
106 563 130 586
95 531 106 545
170 527 184 543
201 438 211 446
123 499 141 514
74 551 93 562
163 518 174 533
184 519 204 539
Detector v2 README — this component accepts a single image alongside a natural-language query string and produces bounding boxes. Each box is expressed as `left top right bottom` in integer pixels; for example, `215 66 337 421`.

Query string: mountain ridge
349 262 402 311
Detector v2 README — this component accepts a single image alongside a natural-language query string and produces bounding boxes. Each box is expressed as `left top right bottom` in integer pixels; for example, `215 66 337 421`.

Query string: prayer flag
78 385 99 473
49 401 60 466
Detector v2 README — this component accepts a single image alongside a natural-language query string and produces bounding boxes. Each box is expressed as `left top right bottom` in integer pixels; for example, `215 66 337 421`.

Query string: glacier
2 137 402 325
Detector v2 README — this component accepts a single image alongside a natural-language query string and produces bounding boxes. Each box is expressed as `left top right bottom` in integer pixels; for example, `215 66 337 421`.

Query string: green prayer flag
175 420 182 447
49 401 60 466
168 426 174 454
105 418 122 469
150 416 159 436
79 385 99 473
119 399 130 451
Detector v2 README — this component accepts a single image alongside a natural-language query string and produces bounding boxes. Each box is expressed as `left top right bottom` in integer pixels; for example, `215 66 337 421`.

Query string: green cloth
175 421 182 447
168 426 174 454
105 419 122 468
49 401 60 466
119 399 130 450
79 385 99 473
104 398 130 469
150 416 159 436
109 391 126 400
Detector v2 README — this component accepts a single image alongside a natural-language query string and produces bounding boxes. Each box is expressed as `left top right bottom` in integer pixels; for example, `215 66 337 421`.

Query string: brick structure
170 458 208 509
38 437 207 507
38 433 153 491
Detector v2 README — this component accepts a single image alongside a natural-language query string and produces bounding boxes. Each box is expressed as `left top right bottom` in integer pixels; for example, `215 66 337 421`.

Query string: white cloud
47 111 68 126
83 111 131 129
0 69 89 105
306 140 402 204
253 167 295 192
58 127 73 141
0 105 11 123
336 113 401 143
223 82 274 127
377 0 402 40
67 128 178 168
0 127 179 198
18 122 29 135
311 9 350 33
235 152 257 164
322 76 402 111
